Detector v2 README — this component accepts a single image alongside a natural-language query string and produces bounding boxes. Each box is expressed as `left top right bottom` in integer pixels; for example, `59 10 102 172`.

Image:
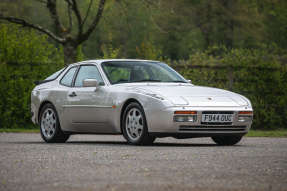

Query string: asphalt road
0 133 286 191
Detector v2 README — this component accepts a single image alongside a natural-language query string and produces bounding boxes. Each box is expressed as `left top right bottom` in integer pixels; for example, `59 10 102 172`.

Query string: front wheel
122 102 156 145
211 135 243 146
39 103 70 143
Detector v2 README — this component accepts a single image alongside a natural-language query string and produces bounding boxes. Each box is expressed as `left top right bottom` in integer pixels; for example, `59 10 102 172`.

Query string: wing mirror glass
83 79 99 87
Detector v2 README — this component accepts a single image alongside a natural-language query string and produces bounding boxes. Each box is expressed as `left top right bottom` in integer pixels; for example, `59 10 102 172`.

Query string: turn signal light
239 111 253 115
174 111 197 115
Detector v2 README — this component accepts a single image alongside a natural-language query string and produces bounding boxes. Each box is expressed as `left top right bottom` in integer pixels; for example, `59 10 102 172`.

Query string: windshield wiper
132 79 162 83
167 80 188 83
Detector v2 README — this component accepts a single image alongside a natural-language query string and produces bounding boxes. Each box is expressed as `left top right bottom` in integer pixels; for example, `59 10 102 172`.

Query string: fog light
238 116 252 122
174 115 197 122
187 115 197 122
174 115 186 122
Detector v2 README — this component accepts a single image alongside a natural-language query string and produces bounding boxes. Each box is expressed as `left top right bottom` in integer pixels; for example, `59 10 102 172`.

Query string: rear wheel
122 102 156 145
211 135 243 146
39 103 69 143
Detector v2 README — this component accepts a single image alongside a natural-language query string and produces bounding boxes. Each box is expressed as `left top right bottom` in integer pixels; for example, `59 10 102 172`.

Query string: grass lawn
247 129 287 137
0 128 39 133
0 128 286 137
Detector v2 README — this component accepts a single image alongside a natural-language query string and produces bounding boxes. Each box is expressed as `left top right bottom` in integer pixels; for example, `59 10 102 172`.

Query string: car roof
69 59 160 66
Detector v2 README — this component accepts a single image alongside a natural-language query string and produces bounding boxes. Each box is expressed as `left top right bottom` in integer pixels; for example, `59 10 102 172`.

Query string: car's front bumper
146 106 253 136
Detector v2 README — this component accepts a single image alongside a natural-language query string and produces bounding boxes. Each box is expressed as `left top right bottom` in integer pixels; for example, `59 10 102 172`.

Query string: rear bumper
31 103 38 124
146 106 253 135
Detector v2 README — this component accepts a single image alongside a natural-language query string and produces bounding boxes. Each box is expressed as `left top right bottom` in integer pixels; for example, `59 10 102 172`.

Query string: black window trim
47 66 68 81
34 66 68 85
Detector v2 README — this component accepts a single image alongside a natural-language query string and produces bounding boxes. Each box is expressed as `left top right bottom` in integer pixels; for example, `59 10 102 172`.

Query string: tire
211 135 243 146
39 103 70 143
122 102 156 145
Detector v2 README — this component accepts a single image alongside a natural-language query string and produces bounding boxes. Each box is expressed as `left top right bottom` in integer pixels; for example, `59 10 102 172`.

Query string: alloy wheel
41 108 57 138
125 108 144 141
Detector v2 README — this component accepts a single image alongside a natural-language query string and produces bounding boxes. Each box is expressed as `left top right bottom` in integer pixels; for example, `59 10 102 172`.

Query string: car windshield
45 67 65 81
101 61 187 84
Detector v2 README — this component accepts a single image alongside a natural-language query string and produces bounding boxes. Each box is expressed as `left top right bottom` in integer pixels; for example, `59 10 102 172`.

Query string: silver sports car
31 59 253 145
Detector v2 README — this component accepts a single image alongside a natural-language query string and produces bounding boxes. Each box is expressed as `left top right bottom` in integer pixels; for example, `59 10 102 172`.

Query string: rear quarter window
60 67 77 86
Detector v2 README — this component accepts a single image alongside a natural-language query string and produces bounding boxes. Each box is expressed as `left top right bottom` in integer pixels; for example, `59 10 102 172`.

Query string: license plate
201 114 233 123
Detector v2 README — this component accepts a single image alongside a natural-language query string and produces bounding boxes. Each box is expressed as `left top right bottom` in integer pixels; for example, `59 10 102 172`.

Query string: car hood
122 83 249 107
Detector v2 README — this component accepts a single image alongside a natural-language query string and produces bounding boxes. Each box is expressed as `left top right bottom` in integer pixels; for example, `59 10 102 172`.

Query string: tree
263 0 287 49
0 0 106 64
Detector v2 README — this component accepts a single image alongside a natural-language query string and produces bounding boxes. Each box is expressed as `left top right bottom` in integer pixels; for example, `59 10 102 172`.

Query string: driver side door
63 64 113 133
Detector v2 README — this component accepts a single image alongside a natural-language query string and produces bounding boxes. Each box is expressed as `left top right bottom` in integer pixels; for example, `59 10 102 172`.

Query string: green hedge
0 24 286 130
169 46 287 129
0 24 64 129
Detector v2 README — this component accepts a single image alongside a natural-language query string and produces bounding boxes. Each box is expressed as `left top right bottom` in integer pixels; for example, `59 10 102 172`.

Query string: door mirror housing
187 79 192 84
83 79 99 87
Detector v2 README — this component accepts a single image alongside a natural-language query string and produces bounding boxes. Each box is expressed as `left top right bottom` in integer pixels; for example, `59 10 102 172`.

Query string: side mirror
83 79 99 87
187 79 192 84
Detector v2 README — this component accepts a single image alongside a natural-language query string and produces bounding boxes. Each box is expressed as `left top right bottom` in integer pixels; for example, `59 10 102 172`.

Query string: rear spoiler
34 66 68 86
34 80 53 85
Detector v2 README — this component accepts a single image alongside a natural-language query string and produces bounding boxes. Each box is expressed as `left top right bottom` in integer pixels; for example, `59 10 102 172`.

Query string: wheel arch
38 100 55 122
120 98 144 133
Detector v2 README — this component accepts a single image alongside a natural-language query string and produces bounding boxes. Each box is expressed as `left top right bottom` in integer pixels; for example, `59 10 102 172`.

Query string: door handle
68 92 77 97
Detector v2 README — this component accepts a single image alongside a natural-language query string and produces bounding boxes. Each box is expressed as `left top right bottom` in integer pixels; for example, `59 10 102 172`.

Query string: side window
74 65 104 87
60 67 77 86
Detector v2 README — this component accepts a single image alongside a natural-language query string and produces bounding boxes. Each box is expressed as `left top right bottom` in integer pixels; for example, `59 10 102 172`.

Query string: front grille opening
202 111 234 114
179 125 247 132
201 122 233 125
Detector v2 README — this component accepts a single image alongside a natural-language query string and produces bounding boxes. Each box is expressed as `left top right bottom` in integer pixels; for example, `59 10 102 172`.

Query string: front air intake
179 125 247 132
